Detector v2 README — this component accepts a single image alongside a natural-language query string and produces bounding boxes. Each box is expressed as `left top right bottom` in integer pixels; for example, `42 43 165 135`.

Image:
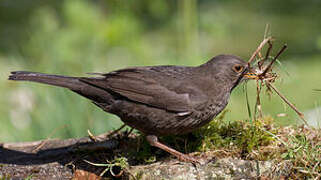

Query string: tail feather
9 71 116 104
9 71 84 90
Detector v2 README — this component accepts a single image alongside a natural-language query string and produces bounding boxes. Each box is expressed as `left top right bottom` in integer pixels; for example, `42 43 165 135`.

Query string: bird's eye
232 64 244 73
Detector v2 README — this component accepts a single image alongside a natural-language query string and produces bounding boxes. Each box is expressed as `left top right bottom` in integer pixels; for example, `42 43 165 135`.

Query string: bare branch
261 44 287 76
248 36 273 66
263 24 270 40
258 40 273 69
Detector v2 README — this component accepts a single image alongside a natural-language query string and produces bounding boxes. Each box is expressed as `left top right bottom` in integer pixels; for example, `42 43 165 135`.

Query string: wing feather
80 68 195 112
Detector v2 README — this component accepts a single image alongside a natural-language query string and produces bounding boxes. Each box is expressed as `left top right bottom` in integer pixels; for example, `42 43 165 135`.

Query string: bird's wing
80 68 206 113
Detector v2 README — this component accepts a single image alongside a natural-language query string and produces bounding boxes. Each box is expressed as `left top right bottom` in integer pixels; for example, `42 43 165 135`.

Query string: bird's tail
8 71 84 90
8 71 116 104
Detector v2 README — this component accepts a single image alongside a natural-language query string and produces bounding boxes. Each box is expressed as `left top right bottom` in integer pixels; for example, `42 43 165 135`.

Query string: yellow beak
244 73 258 80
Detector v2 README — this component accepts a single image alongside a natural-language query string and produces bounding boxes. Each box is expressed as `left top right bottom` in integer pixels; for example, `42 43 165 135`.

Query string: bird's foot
177 154 202 165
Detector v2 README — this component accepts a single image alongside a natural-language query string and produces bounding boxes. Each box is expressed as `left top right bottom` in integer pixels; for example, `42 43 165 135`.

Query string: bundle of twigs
246 25 308 126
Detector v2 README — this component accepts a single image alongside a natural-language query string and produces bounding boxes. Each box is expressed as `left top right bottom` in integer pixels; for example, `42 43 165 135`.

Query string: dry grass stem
247 29 308 126
254 80 263 119
248 36 273 66
261 44 287 77
266 82 308 126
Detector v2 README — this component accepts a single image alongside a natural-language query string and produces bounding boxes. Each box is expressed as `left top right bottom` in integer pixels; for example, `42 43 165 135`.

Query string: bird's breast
192 98 229 126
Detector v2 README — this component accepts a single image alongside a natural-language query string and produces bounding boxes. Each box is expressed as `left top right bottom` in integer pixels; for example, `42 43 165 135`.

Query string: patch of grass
84 156 129 177
279 127 321 179
196 116 321 178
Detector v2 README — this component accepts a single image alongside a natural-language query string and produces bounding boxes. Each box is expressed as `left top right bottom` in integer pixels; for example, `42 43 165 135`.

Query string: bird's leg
146 135 200 164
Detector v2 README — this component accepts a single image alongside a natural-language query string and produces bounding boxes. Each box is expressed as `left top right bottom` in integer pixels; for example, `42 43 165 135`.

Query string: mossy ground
131 112 321 179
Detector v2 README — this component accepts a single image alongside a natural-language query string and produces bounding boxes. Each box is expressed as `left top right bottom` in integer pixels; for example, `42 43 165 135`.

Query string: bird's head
199 54 255 90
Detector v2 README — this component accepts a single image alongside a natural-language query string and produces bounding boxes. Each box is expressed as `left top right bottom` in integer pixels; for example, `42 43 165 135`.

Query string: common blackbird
9 54 252 163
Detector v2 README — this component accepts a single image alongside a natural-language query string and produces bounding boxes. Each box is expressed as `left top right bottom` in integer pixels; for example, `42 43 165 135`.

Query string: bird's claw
178 154 202 165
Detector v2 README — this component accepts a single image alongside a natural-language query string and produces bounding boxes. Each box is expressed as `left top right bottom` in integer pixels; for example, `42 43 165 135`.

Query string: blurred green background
1 0 320 142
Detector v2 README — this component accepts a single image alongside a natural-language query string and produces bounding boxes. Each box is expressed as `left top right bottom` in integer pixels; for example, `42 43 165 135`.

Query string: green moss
193 116 276 154
133 111 276 163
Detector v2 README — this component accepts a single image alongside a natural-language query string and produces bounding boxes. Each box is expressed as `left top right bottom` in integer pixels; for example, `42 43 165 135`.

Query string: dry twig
246 27 308 126
266 82 308 126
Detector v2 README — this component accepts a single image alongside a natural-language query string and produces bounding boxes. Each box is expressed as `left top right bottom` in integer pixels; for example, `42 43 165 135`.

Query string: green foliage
280 132 321 178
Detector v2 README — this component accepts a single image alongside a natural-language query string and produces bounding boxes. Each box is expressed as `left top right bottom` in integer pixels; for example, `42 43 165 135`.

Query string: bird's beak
243 67 258 80
244 73 257 80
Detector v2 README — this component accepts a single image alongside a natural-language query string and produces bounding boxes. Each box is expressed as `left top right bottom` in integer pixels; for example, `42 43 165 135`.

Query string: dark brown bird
8 54 252 163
